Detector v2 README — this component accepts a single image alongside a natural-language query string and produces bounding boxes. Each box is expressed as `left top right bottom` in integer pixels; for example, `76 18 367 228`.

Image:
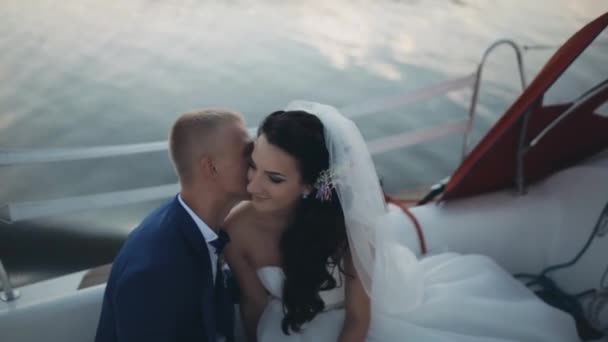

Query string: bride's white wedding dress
253 101 580 341
256 254 580 342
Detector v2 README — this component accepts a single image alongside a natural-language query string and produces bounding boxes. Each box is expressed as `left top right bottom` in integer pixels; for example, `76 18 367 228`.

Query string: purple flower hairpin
311 161 351 202
314 168 336 202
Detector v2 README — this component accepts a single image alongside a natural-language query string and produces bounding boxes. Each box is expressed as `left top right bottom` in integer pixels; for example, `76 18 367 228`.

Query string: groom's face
213 119 251 199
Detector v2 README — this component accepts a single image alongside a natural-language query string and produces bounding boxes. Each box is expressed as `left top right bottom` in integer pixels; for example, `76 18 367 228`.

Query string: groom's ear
199 155 218 178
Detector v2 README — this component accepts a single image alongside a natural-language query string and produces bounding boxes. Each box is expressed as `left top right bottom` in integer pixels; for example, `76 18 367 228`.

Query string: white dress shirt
178 194 218 282
178 195 228 342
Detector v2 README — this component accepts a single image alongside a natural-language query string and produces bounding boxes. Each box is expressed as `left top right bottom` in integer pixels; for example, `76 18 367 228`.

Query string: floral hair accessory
313 168 338 202
311 160 350 202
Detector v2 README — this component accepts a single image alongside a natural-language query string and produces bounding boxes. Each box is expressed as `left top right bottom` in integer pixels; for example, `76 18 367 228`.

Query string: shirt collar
178 194 218 244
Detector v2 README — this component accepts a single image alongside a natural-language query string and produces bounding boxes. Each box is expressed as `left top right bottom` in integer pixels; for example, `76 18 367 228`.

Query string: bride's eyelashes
248 159 285 184
263 169 286 184
268 175 285 184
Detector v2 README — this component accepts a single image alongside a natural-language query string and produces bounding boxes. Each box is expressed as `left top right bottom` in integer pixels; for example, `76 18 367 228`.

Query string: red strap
385 195 427 255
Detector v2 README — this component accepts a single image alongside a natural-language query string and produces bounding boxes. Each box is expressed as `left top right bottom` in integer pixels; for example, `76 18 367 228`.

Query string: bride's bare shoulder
224 201 260 242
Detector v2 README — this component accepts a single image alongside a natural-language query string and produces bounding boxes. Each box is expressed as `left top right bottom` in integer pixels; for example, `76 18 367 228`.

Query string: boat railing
514 79 608 195
529 79 608 148
417 39 529 205
462 39 528 159
0 39 532 225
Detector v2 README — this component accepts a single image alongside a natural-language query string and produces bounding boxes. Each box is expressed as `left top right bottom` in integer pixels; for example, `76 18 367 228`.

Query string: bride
224 101 580 341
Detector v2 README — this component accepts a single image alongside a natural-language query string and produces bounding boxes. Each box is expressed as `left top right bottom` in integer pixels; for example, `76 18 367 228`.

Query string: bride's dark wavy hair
258 110 348 334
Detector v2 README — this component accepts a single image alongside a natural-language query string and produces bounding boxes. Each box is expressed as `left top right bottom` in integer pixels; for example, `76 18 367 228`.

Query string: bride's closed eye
268 175 285 184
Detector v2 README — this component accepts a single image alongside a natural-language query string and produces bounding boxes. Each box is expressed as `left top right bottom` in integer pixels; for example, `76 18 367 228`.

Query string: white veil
284 101 424 314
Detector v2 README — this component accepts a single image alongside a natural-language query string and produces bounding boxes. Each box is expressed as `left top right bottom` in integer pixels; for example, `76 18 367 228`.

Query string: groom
95 108 251 342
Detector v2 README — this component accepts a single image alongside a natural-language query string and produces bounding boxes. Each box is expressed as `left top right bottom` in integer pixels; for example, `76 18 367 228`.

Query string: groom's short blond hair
169 108 243 182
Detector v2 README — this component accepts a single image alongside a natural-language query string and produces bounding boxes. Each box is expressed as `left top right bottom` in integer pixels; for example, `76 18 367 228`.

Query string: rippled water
0 0 606 286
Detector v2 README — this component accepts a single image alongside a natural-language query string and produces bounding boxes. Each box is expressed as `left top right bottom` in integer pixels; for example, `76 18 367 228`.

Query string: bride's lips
251 195 267 202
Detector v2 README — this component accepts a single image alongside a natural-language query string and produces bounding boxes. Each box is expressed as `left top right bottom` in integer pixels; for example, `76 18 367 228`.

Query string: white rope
341 74 475 118
0 75 475 166
367 120 468 154
0 74 477 222
0 141 167 166
0 119 469 223
0 184 179 224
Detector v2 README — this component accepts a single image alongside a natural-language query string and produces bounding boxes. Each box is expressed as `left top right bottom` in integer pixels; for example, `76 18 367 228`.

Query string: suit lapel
172 196 216 342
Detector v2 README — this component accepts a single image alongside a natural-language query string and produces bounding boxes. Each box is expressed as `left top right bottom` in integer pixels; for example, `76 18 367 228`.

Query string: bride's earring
302 192 309 199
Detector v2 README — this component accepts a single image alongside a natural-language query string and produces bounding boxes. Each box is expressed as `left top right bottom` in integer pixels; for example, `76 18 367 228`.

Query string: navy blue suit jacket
95 196 218 342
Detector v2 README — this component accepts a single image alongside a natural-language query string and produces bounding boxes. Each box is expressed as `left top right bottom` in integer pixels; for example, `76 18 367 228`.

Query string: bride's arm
225 247 268 342
338 251 371 342
224 221 269 342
